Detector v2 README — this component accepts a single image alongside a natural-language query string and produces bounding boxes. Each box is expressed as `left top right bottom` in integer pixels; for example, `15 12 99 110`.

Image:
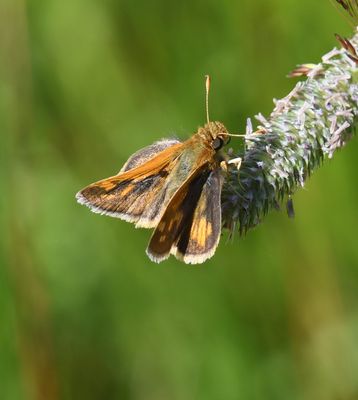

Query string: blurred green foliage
1 0 358 399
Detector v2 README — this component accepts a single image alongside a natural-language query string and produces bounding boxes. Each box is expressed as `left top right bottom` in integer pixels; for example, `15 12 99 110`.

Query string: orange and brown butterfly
76 76 242 264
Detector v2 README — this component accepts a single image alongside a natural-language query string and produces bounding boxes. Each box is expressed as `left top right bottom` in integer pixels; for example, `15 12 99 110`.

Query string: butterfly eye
213 137 224 150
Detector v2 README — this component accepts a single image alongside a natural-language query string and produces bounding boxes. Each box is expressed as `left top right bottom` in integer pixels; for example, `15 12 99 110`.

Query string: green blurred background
1 0 358 399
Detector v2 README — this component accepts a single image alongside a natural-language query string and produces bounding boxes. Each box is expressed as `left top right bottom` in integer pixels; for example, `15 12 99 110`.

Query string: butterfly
76 76 243 264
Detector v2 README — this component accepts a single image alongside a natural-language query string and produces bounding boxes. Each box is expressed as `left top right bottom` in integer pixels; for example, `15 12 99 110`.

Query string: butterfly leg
219 160 228 172
227 157 242 171
220 156 242 172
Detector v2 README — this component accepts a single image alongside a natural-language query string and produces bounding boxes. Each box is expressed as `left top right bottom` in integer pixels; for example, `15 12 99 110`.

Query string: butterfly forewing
173 168 224 264
76 140 183 227
147 164 223 264
76 136 213 229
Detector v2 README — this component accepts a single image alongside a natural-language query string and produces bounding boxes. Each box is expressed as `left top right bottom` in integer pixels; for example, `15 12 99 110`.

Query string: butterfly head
199 121 230 151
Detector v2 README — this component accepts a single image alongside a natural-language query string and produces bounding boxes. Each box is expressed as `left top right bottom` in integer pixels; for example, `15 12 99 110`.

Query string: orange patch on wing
207 222 212 236
194 218 209 248
120 184 134 196
97 180 118 191
168 219 175 230
157 221 166 231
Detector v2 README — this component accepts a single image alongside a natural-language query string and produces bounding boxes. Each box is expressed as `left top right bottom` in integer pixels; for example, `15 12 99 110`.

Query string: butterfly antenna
205 75 211 124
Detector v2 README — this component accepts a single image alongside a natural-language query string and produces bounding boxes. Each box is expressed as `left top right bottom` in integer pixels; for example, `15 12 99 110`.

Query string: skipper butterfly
76 77 243 264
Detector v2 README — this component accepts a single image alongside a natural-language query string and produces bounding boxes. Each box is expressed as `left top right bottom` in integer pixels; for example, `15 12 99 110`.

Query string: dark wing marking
120 139 180 172
146 166 223 264
76 141 183 228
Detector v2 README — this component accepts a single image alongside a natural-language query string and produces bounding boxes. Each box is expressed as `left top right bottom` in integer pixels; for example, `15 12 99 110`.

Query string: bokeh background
1 0 358 399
